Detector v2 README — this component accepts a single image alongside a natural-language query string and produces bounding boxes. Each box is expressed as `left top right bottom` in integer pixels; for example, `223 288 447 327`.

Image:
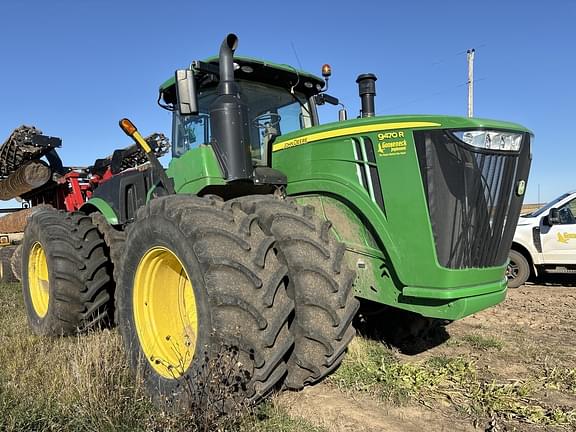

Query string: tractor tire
21 208 113 336
117 195 293 405
11 244 22 282
232 196 359 390
0 245 17 283
91 212 126 324
507 250 530 288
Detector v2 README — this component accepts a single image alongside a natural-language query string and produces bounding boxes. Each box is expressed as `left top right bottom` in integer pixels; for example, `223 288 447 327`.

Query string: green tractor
21 33 532 403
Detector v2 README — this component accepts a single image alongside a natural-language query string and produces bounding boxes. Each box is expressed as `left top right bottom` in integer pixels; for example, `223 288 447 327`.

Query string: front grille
414 130 531 269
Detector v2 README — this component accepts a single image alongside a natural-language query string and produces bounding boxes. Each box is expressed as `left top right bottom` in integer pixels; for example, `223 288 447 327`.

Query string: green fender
287 177 404 272
80 198 119 225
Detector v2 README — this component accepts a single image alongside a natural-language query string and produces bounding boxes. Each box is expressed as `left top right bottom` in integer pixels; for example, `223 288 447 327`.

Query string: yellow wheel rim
133 246 198 379
28 242 50 318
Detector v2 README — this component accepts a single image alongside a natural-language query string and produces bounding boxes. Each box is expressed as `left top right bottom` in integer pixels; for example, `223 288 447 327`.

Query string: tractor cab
159 56 324 168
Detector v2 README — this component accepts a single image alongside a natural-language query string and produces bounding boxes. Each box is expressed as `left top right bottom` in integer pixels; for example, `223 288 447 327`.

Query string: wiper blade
283 88 311 117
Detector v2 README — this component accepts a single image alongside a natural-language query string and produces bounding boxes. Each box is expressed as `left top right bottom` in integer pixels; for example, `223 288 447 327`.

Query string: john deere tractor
21 33 532 403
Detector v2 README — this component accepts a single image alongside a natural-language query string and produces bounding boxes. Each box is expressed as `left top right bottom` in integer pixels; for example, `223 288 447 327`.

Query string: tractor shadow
354 300 451 355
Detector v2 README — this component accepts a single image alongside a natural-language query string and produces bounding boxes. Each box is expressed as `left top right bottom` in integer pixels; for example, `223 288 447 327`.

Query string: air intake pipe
356 73 377 118
210 34 252 181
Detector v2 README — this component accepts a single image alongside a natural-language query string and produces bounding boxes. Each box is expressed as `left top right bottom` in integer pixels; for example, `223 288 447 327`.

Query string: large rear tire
234 196 359 390
117 195 294 404
21 208 113 336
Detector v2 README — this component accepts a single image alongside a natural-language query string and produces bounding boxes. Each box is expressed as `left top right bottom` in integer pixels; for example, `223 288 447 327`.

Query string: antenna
290 41 303 70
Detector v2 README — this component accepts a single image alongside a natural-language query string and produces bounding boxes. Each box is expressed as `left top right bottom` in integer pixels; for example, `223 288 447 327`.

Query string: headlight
452 130 523 151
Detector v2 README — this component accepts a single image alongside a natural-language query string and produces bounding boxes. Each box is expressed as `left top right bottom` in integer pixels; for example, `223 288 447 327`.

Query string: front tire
22 208 113 335
507 250 530 288
117 195 294 404
234 196 359 390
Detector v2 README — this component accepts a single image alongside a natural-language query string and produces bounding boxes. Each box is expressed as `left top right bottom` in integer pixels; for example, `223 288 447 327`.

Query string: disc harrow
0 126 61 178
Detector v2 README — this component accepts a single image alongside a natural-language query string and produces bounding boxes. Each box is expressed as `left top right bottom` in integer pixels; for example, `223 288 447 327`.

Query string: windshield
525 192 571 217
172 80 312 164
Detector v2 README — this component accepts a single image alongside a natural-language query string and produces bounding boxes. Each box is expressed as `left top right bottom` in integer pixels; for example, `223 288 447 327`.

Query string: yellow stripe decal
272 121 441 152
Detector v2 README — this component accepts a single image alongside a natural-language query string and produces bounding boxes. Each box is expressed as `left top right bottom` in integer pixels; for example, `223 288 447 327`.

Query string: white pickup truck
508 191 576 287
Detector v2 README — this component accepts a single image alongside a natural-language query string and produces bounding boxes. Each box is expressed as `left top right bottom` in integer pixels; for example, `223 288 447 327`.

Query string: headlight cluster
452 130 522 151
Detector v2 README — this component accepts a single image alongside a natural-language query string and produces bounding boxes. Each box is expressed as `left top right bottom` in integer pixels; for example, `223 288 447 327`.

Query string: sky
0 0 574 205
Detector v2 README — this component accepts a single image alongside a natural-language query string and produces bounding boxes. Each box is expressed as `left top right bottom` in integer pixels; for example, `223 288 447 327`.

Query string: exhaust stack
356 73 377 118
210 33 252 182
218 34 238 95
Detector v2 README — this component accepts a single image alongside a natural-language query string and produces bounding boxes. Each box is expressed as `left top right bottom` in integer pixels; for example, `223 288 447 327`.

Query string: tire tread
233 196 359 390
23 208 113 335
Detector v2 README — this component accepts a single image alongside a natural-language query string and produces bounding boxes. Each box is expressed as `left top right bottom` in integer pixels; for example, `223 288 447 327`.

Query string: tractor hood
271 114 532 153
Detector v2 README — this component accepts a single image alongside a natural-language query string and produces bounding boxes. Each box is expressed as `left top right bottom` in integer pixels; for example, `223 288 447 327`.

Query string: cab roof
159 56 325 102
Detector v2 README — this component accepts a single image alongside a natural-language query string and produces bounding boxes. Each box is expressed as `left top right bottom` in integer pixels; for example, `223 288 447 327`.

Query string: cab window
172 113 210 157
556 199 576 224
171 80 312 162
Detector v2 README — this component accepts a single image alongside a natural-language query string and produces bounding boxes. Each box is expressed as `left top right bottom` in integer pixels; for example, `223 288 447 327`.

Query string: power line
431 43 487 67
381 78 486 112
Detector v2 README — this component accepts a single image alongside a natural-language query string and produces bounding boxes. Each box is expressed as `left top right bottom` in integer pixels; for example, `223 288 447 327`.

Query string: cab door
540 197 576 264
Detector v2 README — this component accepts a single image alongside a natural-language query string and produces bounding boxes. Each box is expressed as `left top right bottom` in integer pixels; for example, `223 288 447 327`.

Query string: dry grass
521 203 542 214
0 285 144 430
0 283 323 432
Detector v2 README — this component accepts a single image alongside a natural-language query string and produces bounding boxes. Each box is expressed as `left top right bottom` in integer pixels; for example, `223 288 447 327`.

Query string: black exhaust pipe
218 33 238 94
356 73 377 118
210 33 252 181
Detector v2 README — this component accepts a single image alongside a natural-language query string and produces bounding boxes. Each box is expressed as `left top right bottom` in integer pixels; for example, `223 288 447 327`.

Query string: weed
331 337 576 428
460 334 504 351
249 402 326 432
542 363 576 394
150 344 255 432
332 339 475 404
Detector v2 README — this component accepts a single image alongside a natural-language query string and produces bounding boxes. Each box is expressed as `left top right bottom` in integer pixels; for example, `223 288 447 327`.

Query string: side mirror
548 208 560 225
315 93 339 106
175 69 198 116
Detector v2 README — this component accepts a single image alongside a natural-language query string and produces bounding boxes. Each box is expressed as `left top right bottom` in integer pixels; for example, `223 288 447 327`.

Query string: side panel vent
352 137 386 216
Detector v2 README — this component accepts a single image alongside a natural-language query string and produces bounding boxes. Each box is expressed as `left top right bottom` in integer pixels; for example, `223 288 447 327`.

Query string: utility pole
467 48 475 118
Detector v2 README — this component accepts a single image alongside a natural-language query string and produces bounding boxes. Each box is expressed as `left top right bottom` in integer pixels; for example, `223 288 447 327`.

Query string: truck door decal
557 232 576 243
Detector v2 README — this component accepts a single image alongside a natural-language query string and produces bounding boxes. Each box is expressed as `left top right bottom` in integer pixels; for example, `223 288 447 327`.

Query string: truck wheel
117 195 293 404
233 196 359 390
21 208 113 335
11 244 22 282
0 245 17 283
507 250 530 288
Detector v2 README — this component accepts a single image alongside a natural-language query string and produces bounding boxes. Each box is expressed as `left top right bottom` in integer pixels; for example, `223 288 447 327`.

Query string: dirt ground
276 279 576 432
